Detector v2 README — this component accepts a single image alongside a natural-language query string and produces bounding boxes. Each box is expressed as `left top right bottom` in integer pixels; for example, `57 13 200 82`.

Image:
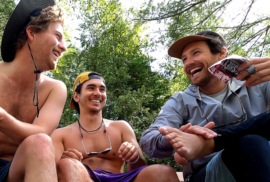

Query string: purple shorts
84 164 147 182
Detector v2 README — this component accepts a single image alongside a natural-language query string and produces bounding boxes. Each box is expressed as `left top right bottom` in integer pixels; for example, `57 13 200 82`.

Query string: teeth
91 100 100 103
53 52 58 57
190 67 202 74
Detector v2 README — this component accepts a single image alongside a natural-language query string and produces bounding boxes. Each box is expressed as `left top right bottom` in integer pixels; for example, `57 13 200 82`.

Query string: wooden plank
177 172 184 182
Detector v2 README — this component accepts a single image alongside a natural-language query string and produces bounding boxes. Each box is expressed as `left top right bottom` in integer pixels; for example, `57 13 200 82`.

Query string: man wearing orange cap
0 0 67 181
51 71 180 182
141 31 270 182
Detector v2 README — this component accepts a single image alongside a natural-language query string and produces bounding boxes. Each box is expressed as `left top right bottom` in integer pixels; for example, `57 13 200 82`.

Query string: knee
21 133 54 157
147 164 178 181
225 134 269 157
238 134 268 147
57 158 84 174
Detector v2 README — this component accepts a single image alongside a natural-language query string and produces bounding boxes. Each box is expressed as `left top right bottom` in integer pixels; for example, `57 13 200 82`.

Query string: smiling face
74 79 107 114
181 41 223 87
31 21 66 71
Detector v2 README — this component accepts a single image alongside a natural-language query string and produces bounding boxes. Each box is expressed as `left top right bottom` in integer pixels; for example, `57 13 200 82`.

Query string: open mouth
190 67 203 77
53 51 60 58
91 100 101 103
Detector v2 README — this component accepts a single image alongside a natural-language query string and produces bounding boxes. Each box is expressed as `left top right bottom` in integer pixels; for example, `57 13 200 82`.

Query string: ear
25 26 35 42
219 47 228 60
73 92 80 103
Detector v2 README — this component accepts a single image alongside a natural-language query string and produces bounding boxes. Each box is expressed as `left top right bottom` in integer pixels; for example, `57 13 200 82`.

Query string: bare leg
6 133 57 182
133 164 179 182
159 126 214 165
57 158 93 182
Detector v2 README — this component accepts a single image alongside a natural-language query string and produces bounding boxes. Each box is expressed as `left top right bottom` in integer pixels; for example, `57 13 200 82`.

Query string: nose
184 57 195 67
58 40 67 53
94 89 102 96
183 57 196 73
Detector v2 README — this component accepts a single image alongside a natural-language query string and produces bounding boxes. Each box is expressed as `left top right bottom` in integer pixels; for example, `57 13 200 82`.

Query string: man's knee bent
238 134 269 147
57 158 84 173
146 164 179 181
20 133 54 157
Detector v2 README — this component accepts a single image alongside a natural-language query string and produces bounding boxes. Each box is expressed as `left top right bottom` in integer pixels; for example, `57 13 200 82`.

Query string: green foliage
2 0 269 173
134 0 270 91
0 0 16 62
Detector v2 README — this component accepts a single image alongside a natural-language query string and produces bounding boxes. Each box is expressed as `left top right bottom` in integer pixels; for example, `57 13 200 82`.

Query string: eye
100 88 106 92
194 51 199 55
182 57 187 63
56 34 61 39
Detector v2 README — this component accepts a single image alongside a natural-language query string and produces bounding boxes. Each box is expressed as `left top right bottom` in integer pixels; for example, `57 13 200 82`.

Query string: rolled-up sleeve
140 92 187 158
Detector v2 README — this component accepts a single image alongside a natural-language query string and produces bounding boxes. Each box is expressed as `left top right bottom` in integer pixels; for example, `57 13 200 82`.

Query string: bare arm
0 80 67 144
51 129 65 162
52 128 83 163
118 121 147 171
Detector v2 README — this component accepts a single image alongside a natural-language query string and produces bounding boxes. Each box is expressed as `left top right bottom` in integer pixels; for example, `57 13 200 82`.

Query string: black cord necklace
78 118 104 133
27 40 41 118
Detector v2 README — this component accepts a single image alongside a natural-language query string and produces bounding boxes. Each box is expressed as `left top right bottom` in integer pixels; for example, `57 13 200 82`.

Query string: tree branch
133 0 206 21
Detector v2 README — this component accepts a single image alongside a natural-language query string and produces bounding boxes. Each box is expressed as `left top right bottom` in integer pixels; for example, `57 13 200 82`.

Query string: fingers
184 125 217 139
179 123 192 132
203 122 215 129
237 57 268 71
118 142 139 162
236 57 270 86
61 148 83 161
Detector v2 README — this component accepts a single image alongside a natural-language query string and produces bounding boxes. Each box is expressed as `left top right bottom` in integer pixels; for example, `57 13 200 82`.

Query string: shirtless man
52 71 179 182
0 0 67 181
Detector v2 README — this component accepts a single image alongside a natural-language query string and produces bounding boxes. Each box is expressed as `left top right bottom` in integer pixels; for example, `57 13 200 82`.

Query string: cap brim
168 35 212 59
1 0 55 62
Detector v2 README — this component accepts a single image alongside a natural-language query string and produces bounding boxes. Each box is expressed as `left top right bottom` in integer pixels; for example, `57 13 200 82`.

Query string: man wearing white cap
0 0 67 181
141 31 270 182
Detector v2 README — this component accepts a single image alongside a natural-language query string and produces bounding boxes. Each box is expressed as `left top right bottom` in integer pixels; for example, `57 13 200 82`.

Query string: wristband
128 155 140 164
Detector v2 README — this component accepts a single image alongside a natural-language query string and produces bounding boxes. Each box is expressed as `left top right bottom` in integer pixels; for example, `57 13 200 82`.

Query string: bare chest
64 128 123 160
0 79 47 123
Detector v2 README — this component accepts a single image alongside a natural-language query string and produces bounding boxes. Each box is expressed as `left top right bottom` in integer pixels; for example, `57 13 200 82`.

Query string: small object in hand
245 65 257 76
208 55 248 83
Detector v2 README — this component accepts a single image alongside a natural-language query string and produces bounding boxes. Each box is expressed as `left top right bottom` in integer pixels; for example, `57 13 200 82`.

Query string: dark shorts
0 159 12 182
84 164 147 182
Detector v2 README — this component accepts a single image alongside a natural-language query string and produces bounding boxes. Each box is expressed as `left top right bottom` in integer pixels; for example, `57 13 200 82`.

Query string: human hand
118 142 139 163
61 148 83 161
236 57 270 87
180 122 217 139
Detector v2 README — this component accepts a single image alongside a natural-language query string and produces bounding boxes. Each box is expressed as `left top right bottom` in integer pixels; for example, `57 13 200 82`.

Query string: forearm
0 110 45 144
141 130 174 158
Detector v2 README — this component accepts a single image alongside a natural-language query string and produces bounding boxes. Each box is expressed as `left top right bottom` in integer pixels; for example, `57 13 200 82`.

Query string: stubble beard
190 72 215 88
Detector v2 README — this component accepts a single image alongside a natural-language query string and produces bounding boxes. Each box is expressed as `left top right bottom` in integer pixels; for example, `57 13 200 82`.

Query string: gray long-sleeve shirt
140 80 270 179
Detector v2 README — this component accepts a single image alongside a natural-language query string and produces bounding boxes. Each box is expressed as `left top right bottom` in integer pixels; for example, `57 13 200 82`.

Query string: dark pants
0 159 12 182
191 110 270 182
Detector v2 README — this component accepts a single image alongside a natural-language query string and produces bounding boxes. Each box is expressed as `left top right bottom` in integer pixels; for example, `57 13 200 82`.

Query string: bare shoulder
42 74 67 91
51 122 77 139
106 119 133 132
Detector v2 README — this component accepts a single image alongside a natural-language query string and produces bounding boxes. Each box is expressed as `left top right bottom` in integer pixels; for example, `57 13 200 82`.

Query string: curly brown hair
15 5 64 51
